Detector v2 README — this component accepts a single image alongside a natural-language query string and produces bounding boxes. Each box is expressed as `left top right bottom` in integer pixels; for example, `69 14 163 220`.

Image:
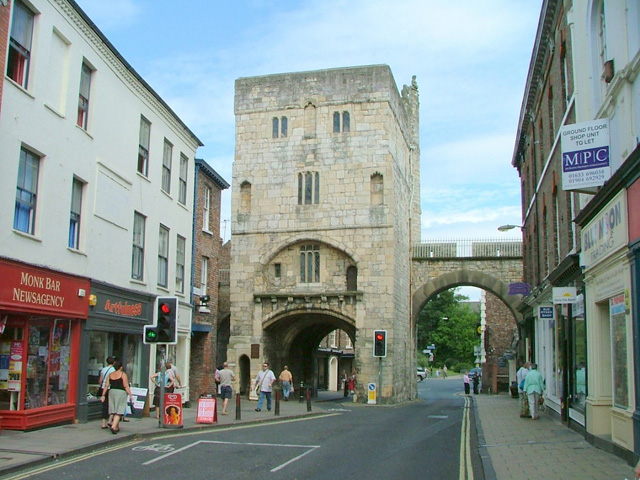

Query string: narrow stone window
342 111 350 132
347 266 357 291
281 116 288 137
300 245 320 283
240 181 251 213
274 263 281 278
333 112 341 133
371 173 384 205
298 171 319 205
272 117 279 138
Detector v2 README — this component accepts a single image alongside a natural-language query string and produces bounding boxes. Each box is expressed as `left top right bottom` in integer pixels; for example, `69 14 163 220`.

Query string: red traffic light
376 333 384 341
160 303 171 314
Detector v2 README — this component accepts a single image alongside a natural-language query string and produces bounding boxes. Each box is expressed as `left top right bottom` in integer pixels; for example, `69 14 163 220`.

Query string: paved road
8 379 481 480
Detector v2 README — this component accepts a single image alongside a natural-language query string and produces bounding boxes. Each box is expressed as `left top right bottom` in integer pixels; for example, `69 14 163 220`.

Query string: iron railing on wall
413 239 522 258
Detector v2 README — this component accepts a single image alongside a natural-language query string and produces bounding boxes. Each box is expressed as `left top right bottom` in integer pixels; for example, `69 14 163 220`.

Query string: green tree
417 288 479 368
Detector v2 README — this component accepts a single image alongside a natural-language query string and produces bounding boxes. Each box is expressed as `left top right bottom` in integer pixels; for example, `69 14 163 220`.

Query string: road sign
367 383 377 405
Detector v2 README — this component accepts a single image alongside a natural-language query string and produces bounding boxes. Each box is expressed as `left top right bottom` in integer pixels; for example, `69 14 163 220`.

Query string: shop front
581 191 635 456
78 281 154 423
0 258 90 430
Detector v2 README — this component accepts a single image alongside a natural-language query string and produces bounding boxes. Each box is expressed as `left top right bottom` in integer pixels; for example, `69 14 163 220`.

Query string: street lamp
497 224 523 232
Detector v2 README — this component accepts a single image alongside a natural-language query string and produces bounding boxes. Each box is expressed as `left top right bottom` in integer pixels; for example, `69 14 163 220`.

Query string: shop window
25 320 72 409
87 332 143 401
0 326 25 411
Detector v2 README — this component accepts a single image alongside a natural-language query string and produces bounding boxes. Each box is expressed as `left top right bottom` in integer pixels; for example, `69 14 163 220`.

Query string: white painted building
0 0 201 428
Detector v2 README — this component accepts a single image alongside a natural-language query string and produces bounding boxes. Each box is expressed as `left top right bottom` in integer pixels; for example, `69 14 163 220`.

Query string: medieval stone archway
412 269 523 323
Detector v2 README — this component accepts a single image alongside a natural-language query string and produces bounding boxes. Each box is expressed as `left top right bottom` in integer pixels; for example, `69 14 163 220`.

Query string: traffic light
373 330 387 357
144 296 178 344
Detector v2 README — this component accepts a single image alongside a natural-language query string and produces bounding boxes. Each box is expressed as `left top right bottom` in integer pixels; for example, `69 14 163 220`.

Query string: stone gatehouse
228 65 421 403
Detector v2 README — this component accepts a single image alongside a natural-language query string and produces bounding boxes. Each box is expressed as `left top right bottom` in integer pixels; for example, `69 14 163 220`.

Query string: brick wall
189 164 226 401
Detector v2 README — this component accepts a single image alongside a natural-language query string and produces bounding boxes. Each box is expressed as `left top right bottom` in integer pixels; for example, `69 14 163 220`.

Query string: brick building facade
189 158 229 401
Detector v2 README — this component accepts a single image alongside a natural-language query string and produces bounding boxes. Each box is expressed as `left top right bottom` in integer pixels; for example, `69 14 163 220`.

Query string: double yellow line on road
459 395 474 480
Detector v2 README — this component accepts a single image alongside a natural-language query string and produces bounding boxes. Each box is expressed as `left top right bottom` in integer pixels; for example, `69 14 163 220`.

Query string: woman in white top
98 356 115 429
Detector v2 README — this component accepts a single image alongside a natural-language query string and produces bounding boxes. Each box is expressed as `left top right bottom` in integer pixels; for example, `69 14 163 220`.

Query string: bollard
235 393 241 420
275 390 280 416
299 381 305 403
306 388 312 412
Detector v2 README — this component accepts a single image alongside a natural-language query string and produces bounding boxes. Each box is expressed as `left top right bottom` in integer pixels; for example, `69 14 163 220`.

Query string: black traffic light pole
158 349 166 428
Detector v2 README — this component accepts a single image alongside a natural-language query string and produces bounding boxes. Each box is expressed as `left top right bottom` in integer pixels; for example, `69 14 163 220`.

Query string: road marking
2 441 141 480
428 415 449 419
458 396 474 480
142 439 321 472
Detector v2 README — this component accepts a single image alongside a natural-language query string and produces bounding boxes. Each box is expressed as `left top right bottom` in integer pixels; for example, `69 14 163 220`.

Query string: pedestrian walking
98 356 115 430
342 369 348 397
101 360 133 434
516 361 531 418
463 371 471 394
523 363 545 420
254 362 276 412
217 361 236 415
279 365 293 401
443 365 448 378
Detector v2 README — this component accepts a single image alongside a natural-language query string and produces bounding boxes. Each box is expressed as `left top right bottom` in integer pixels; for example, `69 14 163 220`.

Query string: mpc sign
560 118 610 191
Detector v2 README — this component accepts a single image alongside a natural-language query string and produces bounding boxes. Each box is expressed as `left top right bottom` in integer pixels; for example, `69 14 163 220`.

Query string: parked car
417 367 428 381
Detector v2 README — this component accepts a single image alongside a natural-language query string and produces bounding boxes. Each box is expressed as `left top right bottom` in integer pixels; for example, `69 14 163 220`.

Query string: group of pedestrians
98 356 134 434
516 361 545 420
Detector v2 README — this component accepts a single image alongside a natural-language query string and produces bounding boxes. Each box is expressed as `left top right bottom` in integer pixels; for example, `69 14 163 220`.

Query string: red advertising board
196 397 217 424
163 393 183 428
0 259 90 318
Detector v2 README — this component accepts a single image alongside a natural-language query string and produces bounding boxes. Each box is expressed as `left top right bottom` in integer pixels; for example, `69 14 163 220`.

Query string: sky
75 0 542 299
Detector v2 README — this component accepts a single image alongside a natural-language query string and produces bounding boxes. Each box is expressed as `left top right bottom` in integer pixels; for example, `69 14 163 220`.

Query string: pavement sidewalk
0 392 343 476
473 392 635 480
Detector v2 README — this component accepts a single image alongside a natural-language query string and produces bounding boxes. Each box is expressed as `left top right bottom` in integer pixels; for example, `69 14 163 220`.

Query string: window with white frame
178 154 188 205
157 225 169 287
132 212 146 280
14 147 40 234
299 244 320 283
200 257 209 294
7 0 34 89
203 186 211 231
138 116 151 176
176 235 186 293
68 178 83 249
297 171 320 205
330 330 337 348
77 62 92 129
161 139 173 194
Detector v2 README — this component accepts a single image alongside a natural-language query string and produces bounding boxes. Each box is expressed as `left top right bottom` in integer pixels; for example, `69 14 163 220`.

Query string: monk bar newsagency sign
0 258 90 318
